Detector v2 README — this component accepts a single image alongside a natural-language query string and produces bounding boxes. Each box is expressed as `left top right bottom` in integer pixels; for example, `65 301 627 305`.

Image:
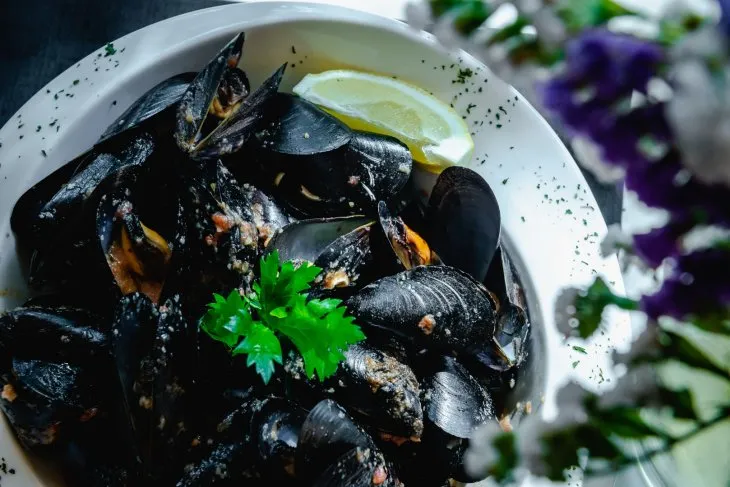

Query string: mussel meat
377 200 439 271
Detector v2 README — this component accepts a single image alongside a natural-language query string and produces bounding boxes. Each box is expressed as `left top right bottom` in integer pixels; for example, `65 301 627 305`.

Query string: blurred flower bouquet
407 0 730 485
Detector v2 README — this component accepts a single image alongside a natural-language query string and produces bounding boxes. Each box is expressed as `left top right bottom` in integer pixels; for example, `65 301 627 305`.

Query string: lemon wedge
292 70 474 170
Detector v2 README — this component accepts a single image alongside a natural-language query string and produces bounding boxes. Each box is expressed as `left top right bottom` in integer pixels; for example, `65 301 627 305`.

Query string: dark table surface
0 0 622 225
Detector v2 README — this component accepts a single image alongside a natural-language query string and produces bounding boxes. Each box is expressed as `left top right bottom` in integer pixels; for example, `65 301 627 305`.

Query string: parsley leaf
233 323 282 384
199 251 366 383
200 290 254 347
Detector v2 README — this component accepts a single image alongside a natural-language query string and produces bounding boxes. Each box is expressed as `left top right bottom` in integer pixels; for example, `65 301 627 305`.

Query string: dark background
0 0 622 224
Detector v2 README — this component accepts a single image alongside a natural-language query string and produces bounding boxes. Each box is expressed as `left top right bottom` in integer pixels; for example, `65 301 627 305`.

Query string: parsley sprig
200 251 366 384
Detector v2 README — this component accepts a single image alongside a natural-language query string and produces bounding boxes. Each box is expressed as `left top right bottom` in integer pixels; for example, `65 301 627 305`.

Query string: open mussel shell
425 166 501 283
0 358 102 450
297 399 374 481
99 72 197 144
266 215 374 293
421 356 494 440
250 397 307 478
253 93 412 217
180 161 288 306
331 342 423 441
111 292 195 480
175 32 286 160
376 200 440 272
346 265 498 355
418 355 495 484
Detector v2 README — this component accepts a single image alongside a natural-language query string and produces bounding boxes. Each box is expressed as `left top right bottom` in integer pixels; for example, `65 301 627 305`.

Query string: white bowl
0 3 630 486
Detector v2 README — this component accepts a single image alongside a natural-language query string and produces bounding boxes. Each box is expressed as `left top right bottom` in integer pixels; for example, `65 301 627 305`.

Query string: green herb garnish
200 251 365 384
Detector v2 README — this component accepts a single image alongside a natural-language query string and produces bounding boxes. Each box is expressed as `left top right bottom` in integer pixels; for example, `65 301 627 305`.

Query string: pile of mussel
0 32 531 486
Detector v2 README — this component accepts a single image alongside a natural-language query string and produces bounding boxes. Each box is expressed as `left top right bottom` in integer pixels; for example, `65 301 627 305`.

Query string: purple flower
641 247 730 320
633 217 695 268
624 150 730 226
541 30 666 171
719 0 730 38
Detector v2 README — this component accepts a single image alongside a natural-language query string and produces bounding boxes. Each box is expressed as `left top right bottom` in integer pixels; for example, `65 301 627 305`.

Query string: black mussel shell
418 356 495 484
10 150 99 249
421 356 494 440
266 216 374 293
100 72 197 144
251 398 307 478
311 446 398 487
0 306 109 364
346 265 498 354
182 161 264 301
59 413 140 487
425 166 501 283
111 292 194 480
175 442 250 487
253 94 411 217
297 399 374 481
12 153 120 251
332 342 423 441
256 92 351 156
0 358 102 449
345 131 412 205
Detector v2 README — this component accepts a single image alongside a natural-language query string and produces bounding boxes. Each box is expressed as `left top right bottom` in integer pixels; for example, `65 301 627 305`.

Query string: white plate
0 3 631 486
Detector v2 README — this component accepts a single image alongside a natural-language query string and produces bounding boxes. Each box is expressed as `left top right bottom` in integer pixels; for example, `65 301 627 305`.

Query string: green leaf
200 290 252 348
272 294 365 381
663 330 729 381
596 408 668 439
556 0 638 33
257 251 322 312
270 307 288 318
658 386 696 420
233 323 283 384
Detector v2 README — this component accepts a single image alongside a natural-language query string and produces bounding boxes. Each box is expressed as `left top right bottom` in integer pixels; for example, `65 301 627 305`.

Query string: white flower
597 364 661 409
681 225 730 253
465 421 503 478
600 224 633 258
529 7 567 49
613 322 661 366
666 58 730 188
556 381 592 415
554 286 580 336
513 408 589 479
404 2 433 32
570 136 626 184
